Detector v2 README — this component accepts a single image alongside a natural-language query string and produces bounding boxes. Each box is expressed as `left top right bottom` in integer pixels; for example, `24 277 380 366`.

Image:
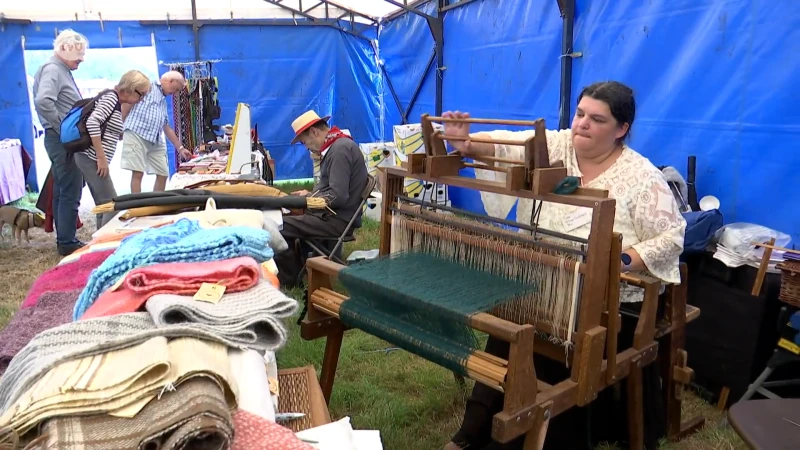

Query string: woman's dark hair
577 81 635 141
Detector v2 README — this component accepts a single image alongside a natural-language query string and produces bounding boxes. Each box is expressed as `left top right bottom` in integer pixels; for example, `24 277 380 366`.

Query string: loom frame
300 117 704 448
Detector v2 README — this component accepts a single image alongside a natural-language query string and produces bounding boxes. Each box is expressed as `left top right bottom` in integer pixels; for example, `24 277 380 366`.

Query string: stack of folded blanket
0 211 312 449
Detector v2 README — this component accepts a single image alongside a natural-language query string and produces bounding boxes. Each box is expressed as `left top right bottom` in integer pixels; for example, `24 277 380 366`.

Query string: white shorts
120 130 169 177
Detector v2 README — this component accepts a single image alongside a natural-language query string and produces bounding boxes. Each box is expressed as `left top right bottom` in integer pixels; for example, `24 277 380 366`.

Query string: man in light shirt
120 71 192 193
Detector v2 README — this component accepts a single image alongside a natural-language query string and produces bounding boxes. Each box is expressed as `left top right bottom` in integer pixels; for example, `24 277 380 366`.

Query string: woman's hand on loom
292 189 309 196
442 111 473 154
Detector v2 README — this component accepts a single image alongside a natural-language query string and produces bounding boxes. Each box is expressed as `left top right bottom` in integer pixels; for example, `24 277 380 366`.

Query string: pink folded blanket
81 256 261 320
21 250 114 308
0 289 80 377
231 410 314 450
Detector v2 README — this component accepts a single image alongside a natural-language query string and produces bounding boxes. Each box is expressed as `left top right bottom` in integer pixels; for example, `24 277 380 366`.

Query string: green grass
276 180 316 194
275 216 747 450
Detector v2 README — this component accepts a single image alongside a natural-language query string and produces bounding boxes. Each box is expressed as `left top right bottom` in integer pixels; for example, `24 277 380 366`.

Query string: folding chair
303 173 377 265
296 174 377 325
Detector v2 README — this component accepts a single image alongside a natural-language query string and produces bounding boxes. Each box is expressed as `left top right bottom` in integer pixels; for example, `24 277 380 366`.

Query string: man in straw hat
33 29 89 256
274 110 368 288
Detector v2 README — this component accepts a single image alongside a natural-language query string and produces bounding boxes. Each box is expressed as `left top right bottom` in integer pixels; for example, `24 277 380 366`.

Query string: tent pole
433 0 446 117
558 0 575 130
190 0 200 61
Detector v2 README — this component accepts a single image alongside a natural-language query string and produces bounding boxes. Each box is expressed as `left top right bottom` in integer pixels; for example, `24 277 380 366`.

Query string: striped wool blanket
145 279 298 352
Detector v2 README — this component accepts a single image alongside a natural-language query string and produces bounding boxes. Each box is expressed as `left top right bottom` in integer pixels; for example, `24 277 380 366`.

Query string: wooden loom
300 115 705 449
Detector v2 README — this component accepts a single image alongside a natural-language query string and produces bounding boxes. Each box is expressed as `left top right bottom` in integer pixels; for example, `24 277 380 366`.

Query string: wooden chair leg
319 324 345 405
627 357 645 450
661 345 705 440
660 262 705 440
522 402 553 450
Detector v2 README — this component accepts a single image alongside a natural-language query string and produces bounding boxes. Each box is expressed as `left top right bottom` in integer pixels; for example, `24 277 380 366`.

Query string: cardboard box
392 123 450 206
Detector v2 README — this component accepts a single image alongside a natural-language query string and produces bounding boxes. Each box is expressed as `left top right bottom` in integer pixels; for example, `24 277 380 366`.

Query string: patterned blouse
472 128 686 303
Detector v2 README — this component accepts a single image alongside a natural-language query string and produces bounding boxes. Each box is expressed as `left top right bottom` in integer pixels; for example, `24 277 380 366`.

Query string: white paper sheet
295 417 383 450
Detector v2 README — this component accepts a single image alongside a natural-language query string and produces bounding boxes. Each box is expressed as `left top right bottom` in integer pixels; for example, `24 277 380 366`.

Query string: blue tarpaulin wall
0 20 381 189
379 0 800 242
0 0 798 241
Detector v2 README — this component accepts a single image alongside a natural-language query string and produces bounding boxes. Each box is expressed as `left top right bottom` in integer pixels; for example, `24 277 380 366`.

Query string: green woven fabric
338 252 535 375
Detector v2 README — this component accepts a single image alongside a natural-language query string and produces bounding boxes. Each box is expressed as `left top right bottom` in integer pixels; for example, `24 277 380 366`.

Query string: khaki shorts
120 130 169 177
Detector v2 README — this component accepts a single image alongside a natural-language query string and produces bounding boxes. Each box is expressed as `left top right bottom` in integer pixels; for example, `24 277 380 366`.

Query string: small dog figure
0 206 45 244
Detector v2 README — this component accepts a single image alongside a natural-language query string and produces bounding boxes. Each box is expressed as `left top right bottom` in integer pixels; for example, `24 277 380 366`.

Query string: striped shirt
86 91 123 162
124 81 168 144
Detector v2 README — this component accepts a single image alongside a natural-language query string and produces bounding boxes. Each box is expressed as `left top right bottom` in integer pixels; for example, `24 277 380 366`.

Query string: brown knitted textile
38 377 233 450
0 290 79 377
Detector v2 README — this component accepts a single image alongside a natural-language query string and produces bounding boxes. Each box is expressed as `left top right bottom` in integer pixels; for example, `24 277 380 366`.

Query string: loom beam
301 115 706 449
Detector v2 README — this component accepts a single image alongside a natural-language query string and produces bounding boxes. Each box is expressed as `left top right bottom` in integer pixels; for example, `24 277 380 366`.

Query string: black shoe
57 241 86 256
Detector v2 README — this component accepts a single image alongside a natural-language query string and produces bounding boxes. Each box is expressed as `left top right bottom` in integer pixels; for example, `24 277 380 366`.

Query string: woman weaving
442 81 687 450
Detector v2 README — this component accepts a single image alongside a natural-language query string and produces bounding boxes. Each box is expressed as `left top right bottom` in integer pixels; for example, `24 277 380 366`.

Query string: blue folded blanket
73 218 275 320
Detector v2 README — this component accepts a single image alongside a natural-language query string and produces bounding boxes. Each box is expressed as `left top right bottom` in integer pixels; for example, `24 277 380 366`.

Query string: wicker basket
776 260 800 307
276 366 332 432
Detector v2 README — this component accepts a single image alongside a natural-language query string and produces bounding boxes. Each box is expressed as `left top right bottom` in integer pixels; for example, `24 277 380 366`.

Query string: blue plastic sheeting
21 21 153 50
572 0 800 242
382 0 800 242
379 0 438 136
436 0 564 221
151 21 382 179
0 20 382 185
191 25 382 180
0 24 38 190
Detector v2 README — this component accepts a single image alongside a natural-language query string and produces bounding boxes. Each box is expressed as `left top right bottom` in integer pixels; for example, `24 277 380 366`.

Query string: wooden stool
728 398 800 449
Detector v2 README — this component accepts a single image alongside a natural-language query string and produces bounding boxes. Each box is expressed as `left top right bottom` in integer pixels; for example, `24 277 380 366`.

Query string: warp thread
338 251 534 375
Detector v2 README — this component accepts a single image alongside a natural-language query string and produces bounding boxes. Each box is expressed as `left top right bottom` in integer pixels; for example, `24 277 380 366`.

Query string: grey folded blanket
145 279 297 351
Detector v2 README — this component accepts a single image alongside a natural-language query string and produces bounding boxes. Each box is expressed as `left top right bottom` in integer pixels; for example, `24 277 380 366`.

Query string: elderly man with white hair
120 70 192 193
32 29 88 256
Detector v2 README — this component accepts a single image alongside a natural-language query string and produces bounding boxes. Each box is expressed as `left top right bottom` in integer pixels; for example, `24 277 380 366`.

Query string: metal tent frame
6 0 577 131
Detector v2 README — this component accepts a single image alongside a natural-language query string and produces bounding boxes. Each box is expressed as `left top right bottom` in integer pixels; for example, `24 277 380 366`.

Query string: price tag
561 207 592 232
108 271 130 292
193 283 226 303
268 377 280 396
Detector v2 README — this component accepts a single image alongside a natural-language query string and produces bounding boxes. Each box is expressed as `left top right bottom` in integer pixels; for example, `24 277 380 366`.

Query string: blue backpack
60 89 119 154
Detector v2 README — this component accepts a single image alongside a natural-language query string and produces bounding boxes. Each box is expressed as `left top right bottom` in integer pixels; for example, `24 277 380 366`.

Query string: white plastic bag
714 222 791 259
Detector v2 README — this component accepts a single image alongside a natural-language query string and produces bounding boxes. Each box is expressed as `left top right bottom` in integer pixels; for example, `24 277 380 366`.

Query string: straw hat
290 110 330 144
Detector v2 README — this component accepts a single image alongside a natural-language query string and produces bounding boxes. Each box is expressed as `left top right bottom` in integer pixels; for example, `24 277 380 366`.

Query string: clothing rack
168 61 221 167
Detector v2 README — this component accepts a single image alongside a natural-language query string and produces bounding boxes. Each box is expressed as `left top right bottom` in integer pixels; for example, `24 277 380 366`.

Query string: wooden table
728 398 800 449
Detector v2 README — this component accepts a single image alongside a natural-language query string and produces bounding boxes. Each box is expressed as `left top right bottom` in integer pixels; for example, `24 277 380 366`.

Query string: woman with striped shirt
74 69 151 228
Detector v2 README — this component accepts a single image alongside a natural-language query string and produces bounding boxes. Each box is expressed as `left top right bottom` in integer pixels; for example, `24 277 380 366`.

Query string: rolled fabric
39 377 233 450
111 194 310 211
81 256 262 320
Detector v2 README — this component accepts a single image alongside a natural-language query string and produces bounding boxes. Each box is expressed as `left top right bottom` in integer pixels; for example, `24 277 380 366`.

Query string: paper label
561 207 592 232
108 271 129 292
193 283 226 303
268 377 280 396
